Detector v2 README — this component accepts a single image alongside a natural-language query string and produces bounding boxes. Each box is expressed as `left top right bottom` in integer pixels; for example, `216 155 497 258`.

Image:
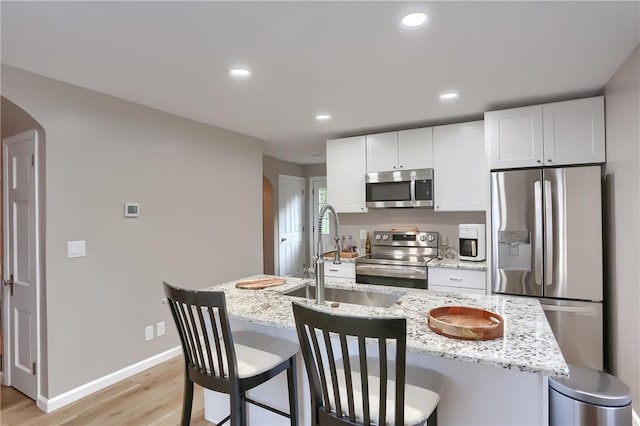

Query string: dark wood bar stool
163 281 299 426
292 302 441 426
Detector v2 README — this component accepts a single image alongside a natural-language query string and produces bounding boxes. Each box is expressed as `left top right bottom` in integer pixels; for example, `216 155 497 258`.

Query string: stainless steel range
355 231 438 289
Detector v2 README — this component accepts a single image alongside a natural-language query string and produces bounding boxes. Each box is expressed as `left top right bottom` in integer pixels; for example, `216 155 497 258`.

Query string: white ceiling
2 2 639 164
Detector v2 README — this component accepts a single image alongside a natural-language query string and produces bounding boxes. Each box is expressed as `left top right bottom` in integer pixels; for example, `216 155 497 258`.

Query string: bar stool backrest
163 281 238 393
292 302 407 426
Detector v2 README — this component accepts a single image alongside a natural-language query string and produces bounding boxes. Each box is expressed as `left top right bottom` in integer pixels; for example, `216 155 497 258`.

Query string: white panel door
365 132 398 172
486 105 544 169
278 175 304 277
4 130 38 400
398 127 433 170
542 96 605 166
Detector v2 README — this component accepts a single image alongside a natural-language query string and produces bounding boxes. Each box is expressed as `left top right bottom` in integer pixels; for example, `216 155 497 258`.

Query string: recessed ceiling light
401 12 428 28
315 113 331 121
229 68 251 78
439 92 459 101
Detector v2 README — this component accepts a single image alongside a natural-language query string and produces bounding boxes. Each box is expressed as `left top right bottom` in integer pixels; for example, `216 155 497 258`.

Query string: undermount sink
284 285 401 308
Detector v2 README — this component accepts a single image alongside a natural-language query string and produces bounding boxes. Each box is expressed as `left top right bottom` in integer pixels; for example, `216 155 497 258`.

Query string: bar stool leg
287 356 298 426
181 373 194 426
230 390 242 426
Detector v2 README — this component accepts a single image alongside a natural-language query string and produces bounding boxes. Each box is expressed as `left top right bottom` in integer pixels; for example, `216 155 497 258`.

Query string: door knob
3 273 14 296
281 237 287 243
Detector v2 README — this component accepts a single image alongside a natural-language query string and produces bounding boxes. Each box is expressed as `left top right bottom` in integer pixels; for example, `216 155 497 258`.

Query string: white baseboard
633 407 639 426
38 346 181 413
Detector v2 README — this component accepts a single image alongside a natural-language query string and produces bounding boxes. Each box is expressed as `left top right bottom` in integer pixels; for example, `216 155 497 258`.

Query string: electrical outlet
157 321 165 337
145 325 154 341
360 229 366 240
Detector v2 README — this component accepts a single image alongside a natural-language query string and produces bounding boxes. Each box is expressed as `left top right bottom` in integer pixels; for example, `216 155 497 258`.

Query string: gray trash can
549 364 632 425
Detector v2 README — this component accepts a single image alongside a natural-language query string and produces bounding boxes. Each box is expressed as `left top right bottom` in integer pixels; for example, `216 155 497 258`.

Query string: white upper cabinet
366 132 398 172
366 128 433 172
486 105 544 169
398 128 434 170
326 136 367 213
542 96 605 166
486 96 605 170
433 121 486 211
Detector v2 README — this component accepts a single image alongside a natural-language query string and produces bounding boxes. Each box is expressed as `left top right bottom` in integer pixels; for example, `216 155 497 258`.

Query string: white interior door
278 175 304 277
3 130 39 400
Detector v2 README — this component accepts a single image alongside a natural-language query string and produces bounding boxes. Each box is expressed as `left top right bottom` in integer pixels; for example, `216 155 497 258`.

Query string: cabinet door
433 121 486 211
542 96 605 166
366 132 398 172
398 127 433 170
326 136 367 213
486 105 544 169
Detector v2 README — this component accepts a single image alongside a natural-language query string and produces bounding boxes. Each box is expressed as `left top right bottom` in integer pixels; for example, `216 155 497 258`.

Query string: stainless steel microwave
365 169 434 208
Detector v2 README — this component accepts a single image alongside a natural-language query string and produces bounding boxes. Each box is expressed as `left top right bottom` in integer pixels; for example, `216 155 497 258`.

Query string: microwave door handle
544 180 553 286
410 178 416 205
534 181 543 286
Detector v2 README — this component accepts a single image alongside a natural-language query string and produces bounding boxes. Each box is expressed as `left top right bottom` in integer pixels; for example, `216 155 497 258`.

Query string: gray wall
1 66 264 398
603 45 639 407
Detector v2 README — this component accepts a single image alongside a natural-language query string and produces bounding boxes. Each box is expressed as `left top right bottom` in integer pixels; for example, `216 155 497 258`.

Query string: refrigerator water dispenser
497 231 531 271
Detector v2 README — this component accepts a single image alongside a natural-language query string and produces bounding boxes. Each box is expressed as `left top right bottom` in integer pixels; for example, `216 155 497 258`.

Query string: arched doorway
262 176 275 275
0 96 46 402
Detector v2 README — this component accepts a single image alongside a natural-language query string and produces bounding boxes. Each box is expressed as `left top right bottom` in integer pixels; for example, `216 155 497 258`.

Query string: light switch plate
67 240 86 258
156 321 165 337
145 325 154 341
360 229 367 240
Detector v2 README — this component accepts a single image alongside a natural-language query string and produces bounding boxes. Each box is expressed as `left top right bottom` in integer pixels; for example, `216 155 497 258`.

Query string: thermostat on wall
124 203 140 218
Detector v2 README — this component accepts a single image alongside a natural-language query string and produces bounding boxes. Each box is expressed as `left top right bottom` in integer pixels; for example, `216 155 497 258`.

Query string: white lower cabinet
324 262 356 284
428 267 486 294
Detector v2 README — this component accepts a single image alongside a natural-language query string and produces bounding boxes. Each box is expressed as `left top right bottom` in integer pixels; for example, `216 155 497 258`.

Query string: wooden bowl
428 306 504 341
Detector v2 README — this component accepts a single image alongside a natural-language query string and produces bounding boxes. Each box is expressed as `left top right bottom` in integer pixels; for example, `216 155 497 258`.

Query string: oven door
356 264 427 289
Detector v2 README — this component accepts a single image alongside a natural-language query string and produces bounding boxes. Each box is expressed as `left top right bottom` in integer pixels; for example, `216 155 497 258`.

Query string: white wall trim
632 407 639 426
37 346 181 413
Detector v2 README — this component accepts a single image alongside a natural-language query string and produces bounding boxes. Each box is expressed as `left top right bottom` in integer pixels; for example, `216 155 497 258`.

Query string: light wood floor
0 356 215 426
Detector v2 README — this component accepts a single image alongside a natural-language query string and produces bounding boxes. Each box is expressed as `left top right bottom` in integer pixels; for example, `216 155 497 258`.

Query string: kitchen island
203 275 568 425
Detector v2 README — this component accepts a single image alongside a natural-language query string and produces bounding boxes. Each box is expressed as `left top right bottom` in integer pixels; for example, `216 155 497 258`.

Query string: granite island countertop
207 275 568 378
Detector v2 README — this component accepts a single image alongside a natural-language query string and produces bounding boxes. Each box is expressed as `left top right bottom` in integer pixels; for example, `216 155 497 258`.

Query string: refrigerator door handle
541 304 598 314
534 181 543 286
544 180 553 286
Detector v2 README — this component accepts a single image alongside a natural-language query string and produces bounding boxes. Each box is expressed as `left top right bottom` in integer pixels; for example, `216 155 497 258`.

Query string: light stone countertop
207 275 568 378
428 257 487 271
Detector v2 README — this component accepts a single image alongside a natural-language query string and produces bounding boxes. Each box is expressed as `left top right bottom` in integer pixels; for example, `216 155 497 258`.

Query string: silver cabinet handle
544 181 553 286
448 277 463 282
534 181 543 286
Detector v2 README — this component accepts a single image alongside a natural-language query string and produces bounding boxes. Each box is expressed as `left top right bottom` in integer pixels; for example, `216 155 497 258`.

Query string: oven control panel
372 231 438 248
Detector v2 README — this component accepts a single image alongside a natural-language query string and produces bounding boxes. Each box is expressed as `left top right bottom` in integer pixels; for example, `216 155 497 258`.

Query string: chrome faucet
314 204 341 304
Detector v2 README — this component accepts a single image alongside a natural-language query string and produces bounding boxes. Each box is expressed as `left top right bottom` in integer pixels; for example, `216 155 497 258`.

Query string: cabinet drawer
428 267 485 290
324 262 355 278
429 285 486 295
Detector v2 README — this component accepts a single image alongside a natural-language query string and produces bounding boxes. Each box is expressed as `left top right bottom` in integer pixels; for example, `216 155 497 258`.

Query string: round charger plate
427 306 504 341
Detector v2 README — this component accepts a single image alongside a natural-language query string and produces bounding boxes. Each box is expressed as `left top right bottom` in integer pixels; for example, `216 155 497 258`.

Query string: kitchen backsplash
337 209 486 255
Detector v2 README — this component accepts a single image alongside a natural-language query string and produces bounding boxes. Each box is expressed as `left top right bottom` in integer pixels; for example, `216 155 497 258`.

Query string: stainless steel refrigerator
491 166 603 370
